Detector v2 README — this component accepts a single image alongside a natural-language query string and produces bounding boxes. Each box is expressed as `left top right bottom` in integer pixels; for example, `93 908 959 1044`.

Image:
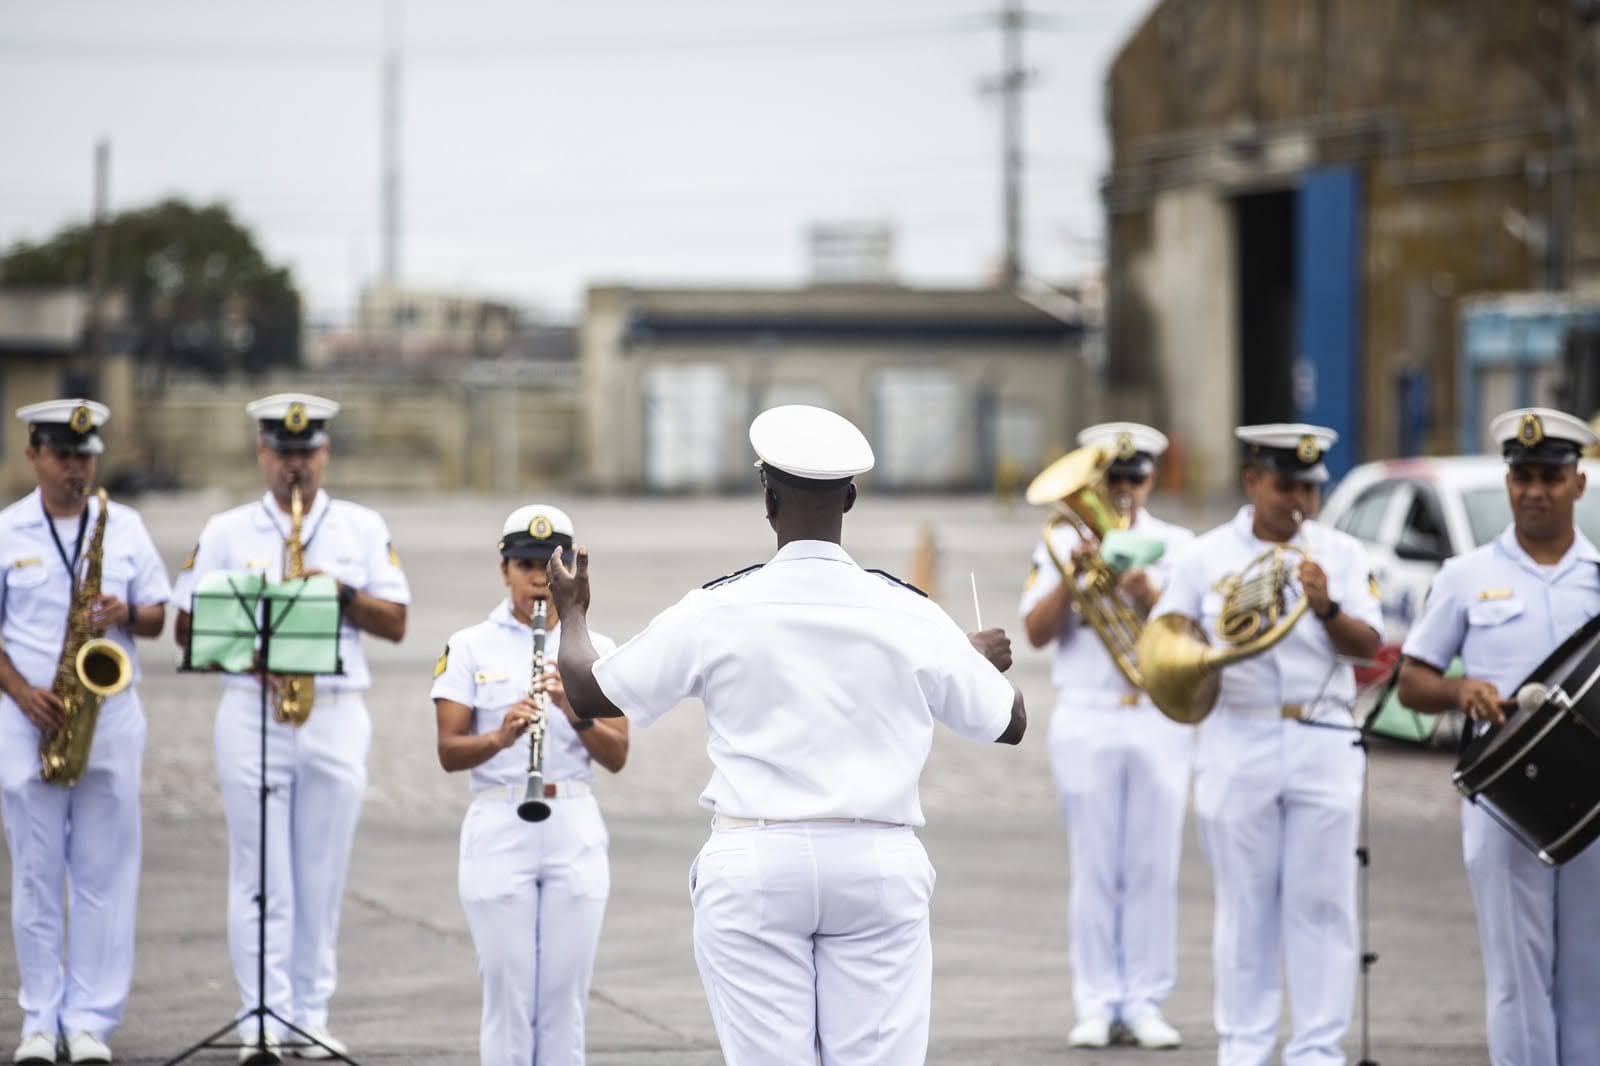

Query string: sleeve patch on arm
433 644 450 679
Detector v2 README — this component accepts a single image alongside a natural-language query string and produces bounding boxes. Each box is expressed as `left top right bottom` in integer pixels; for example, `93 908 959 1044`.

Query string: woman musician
431 504 628 1065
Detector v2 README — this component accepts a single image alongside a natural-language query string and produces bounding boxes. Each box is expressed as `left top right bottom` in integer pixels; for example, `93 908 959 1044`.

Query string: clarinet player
432 504 628 1065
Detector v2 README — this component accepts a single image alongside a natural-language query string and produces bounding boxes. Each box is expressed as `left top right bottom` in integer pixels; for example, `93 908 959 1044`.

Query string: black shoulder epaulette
702 563 764 590
867 568 928 598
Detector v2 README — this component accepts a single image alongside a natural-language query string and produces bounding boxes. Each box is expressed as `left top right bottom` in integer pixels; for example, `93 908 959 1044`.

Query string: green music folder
264 575 342 675
188 572 265 673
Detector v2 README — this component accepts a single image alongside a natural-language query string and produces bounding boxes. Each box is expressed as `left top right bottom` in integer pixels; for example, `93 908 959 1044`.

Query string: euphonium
275 482 315 725
1025 446 1149 689
41 488 133 787
1137 522 1314 725
516 600 553 823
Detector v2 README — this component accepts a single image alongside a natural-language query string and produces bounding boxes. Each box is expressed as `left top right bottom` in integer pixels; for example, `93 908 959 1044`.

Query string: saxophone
274 482 315 725
41 488 133 787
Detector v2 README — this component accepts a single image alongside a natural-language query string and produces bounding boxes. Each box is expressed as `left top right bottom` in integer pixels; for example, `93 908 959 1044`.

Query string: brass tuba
1137 540 1314 725
1025 446 1149 689
41 488 133 787
274 482 315 726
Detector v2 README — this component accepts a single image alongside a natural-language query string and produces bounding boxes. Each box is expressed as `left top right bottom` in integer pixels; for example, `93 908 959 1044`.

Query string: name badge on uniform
243 558 273 570
475 670 507 684
1478 588 1514 602
11 556 43 569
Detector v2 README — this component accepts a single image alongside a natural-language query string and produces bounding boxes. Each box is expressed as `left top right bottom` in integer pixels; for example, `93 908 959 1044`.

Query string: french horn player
172 393 409 1063
1144 424 1380 1066
1 400 170 1066
1019 422 1195 1050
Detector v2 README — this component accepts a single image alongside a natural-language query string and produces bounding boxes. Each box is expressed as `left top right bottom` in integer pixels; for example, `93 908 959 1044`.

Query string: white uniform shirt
171 490 410 692
0 490 171 718
1151 506 1382 715
430 600 617 792
1403 525 1600 701
591 539 1016 826
1018 508 1195 697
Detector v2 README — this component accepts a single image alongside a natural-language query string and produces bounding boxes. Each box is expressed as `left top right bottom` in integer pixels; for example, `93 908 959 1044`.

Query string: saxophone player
1019 422 1194 1050
431 505 628 1066
1148 424 1380 1066
0 400 170 1066
172 394 409 1063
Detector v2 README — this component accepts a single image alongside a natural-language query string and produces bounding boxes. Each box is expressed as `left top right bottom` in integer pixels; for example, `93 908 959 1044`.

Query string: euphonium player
1148 424 1380 1066
172 394 409 1063
0 401 170 1066
1399 409 1600 1066
431 505 628 1066
1019 422 1194 1050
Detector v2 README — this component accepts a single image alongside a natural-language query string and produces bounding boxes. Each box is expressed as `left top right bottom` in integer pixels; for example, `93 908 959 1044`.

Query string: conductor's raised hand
547 546 592 617
969 628 1014 673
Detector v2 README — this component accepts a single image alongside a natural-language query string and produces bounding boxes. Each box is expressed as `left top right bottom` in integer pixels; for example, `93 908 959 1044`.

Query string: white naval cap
1489 406 1598 465
1077 421 1168 475
498 503 576 561
1235 422 1339 483
245 392 340 450
16 398 111 455
749 404 874 482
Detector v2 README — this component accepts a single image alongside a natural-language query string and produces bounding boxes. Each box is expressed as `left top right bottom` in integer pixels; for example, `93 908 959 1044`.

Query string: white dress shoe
237 1036 280 1064
1125 1011 1182 1049
1068 1016 1113 1048
293 1030 347 1060
12 1034 57 1065
64 1034 110 1065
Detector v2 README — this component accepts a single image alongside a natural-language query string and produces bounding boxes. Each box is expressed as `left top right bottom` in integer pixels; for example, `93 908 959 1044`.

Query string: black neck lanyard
43 496 90 595
260 493 327 556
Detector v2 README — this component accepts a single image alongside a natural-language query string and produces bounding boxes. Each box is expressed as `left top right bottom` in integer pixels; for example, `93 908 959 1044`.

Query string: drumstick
970 572 984 631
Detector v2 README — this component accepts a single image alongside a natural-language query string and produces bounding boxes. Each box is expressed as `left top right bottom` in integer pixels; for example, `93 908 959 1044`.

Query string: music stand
164 573 356 1065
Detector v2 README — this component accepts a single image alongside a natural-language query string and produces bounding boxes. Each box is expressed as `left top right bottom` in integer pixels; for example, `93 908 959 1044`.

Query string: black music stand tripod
165 578 357 1066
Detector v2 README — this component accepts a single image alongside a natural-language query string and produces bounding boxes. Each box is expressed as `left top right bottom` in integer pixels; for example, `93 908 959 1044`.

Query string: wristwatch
1315 600 1342 622
337 583 357 610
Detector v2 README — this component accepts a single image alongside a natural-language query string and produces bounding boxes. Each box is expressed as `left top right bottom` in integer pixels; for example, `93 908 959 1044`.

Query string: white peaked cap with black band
498 503 576 562
1078 421 1168 476
1236 423 1339 483
16 399 111 455
246 392 340 450
1489 407 1598 465
749 404 875 483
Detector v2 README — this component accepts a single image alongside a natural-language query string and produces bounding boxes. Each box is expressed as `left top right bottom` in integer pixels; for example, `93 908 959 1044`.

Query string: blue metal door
1295 167 1362 481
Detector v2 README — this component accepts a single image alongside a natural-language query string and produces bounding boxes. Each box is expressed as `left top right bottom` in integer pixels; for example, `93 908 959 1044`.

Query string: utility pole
87 139 110 362
380 0 402 287
983 0 1038 288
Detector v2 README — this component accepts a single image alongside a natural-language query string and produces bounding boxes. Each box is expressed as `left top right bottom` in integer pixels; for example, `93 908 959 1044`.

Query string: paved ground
2 492 1490 1064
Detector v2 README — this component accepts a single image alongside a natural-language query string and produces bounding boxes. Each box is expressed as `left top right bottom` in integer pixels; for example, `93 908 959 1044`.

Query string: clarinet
516 599 553 823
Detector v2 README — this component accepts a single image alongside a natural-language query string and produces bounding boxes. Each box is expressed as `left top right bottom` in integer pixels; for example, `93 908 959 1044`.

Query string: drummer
1398 407 1600 1066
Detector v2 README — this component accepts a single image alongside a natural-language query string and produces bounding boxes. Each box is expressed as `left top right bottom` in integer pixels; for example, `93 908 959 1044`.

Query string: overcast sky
0 0 1154 320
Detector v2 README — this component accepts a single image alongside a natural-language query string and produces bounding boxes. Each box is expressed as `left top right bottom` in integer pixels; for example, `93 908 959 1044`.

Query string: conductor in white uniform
545 404 1025 1066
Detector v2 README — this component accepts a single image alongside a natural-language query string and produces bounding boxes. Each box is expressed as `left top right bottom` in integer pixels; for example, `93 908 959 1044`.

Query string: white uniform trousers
458 789 610 1066
0 696 145 1041
213 686 371 1041
1462 801 1600 1066
1049 697 1192 1024
1194 710 1363 1066
689 821 935 1066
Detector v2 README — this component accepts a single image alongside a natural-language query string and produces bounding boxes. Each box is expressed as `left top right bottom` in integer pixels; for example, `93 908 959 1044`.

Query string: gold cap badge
1296 435 1321 464
1518 412 1544 447
1115 433 1137 462
69 404 94 434
529 514 554 539
284 402 309 433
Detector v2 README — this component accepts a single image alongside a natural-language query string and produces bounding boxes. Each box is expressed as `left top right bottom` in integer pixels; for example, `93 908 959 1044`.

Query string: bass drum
1454 613 1600 867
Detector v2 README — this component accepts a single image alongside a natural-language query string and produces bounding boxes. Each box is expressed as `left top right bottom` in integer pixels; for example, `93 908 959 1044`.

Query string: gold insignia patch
1115 433 1137 462
284 402 309 433
1024 565 1040 591
181 543 198 572
12 556 43 569
434 645 450 679
474 670 508 684
1296 435 1321 464
69 405 94 434
387 541 402 569
1518 412 1544 447
1478 588 1514 602
1368 573 1381 599
529 514 554 539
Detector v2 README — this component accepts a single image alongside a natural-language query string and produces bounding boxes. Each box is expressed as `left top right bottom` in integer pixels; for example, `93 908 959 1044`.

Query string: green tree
0 198 301 376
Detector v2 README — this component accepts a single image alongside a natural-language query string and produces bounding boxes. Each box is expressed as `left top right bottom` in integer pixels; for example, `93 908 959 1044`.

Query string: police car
1321 456 1600 642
